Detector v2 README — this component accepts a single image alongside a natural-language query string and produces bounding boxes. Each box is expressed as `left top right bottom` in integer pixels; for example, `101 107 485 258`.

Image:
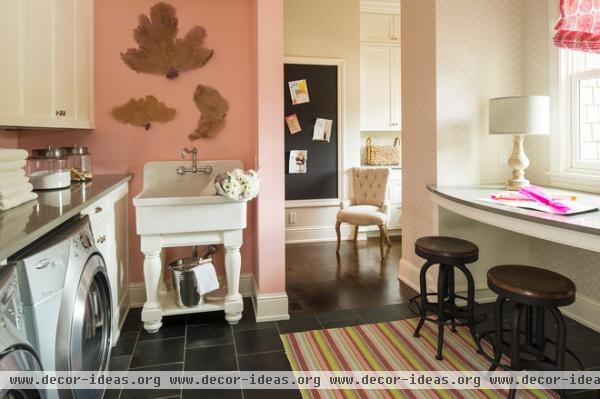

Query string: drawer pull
97 235 106 244
95 206 103 213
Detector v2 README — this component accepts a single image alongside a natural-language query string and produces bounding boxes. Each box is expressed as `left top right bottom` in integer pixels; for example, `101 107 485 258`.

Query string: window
563 50 600 172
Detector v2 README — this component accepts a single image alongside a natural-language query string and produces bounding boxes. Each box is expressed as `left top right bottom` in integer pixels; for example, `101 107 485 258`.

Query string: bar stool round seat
483 265 582 399
410 236 485 361
415 236 479 264
487 265 575 307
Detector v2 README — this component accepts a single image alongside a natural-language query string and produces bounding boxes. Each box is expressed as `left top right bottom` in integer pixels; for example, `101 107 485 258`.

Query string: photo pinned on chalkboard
312 118 333 142
289 150 308 174
285 114 302 134
288 79 310 105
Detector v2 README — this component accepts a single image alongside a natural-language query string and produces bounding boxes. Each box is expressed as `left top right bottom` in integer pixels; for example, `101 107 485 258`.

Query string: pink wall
17 0 257 282
0 132 18 149
252 0 286 294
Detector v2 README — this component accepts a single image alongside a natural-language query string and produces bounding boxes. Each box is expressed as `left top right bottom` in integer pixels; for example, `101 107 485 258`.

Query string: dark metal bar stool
409 236 486 360
482 265 583 399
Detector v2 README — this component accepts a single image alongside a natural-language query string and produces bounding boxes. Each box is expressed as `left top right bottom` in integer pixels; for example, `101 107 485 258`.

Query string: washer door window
65 254 111 374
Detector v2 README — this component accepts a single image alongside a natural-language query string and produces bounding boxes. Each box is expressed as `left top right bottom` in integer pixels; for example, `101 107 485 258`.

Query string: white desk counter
420 185 600 331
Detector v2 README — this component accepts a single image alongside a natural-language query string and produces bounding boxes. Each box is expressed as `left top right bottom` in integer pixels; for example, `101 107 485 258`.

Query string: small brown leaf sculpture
190 85 229 140
121 2 214 79
112 95 176 130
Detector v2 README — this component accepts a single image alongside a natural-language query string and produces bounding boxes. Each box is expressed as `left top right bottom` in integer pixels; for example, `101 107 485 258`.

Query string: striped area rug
281 317 557 399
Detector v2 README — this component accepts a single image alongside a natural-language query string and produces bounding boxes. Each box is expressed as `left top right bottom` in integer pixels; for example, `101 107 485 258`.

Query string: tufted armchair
336 167 392 259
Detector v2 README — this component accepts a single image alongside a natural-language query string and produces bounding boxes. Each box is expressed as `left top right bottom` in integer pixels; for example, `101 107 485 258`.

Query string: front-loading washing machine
0 264 47 399
9 216 112 399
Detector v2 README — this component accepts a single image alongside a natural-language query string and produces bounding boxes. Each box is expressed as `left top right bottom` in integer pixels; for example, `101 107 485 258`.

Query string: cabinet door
74 0 94 128
0 2 26 126
24 0 55 125
361 45 393 131
0 0 93 129
391 47 401 129
360 13 394 43
392 14 401 42
54 0 77 126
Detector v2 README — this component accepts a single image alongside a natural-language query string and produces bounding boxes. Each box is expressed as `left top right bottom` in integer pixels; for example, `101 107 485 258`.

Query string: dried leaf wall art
121 2 214 79
190 84 229 140
112 95 176 130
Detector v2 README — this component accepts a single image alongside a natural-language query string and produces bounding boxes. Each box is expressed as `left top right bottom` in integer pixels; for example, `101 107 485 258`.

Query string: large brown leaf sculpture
112 95 176 130
190 85 229 140
121 2 214 79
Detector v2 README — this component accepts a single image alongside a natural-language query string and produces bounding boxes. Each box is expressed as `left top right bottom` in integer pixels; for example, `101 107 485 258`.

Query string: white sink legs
140 230 244 333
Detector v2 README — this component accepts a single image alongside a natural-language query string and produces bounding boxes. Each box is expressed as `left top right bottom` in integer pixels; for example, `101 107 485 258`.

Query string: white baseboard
286 224 401 244
563 294 600 332
286 225 355 244
129 273 255 308
398 258 432 292
399 259 600 332
251 277 290 322
129 282 146 308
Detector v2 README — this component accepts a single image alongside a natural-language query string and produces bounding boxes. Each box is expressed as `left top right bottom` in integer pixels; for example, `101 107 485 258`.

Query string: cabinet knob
97 235 106 244
95 206 103 213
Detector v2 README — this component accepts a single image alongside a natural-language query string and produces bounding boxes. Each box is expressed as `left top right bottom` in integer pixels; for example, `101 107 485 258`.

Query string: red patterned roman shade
554 0 600 52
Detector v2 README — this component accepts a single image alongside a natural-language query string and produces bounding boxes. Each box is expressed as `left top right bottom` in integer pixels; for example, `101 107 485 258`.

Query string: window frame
570 69 600 172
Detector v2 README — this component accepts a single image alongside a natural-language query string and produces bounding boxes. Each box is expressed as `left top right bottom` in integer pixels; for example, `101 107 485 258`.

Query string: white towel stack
0 148 37 211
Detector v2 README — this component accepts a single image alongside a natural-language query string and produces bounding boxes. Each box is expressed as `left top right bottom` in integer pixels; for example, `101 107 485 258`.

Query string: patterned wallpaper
435 0 549 186
530 238 599 300
400 0 438 267
521 0 551 186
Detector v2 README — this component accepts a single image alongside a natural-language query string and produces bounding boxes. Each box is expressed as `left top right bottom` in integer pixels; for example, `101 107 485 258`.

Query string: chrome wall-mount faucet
176 147 213 175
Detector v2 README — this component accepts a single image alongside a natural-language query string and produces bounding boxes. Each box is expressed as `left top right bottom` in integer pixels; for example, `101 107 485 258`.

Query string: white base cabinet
0 0 94 129
82 181 129 345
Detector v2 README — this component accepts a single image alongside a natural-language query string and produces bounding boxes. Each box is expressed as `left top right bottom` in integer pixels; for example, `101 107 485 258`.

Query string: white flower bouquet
214 169 260 201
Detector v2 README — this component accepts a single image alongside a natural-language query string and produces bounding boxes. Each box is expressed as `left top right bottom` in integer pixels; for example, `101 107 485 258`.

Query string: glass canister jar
27 147 71 190
62 144 93 182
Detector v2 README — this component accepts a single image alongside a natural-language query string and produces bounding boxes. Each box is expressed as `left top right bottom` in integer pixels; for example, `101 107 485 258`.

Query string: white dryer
0 264 47 399
9 216 112 399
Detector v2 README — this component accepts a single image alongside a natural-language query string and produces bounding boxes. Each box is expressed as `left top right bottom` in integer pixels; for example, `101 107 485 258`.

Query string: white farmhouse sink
134 159 247 331
133 160 246 235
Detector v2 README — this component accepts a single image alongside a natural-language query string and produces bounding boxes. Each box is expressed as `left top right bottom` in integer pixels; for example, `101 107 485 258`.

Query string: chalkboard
284 63 339 201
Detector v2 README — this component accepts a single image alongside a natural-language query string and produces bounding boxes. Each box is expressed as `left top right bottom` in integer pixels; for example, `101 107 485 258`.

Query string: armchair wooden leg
383 226 392 247
335 221 342 253
353 225 359 243
378 224 385 259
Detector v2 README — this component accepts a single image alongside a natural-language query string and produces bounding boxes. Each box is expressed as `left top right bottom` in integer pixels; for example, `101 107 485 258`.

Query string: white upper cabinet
360 6 401 132
360 13 398 43
0 0 94 129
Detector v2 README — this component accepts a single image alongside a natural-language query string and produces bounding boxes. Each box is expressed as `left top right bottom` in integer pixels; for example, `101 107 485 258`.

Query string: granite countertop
428 185 600 235
0 174 132 261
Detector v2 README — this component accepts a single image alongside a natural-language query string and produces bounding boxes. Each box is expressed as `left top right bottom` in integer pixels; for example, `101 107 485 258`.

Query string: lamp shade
489 96 550 135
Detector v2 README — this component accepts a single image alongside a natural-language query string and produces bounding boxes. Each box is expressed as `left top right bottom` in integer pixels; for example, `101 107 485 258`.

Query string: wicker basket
365 137 401 166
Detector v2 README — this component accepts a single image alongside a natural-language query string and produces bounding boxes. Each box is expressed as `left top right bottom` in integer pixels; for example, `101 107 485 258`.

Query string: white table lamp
489 96 550 190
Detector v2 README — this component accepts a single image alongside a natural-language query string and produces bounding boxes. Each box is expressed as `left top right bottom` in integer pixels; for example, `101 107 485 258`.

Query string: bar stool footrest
478 329 585 371
409 293 487 326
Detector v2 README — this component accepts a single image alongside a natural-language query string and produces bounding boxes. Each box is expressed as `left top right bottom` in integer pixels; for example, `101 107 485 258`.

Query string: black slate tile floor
109 299 600 399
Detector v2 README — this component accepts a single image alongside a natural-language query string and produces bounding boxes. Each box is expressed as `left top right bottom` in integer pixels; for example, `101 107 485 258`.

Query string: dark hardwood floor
285 236 417 314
